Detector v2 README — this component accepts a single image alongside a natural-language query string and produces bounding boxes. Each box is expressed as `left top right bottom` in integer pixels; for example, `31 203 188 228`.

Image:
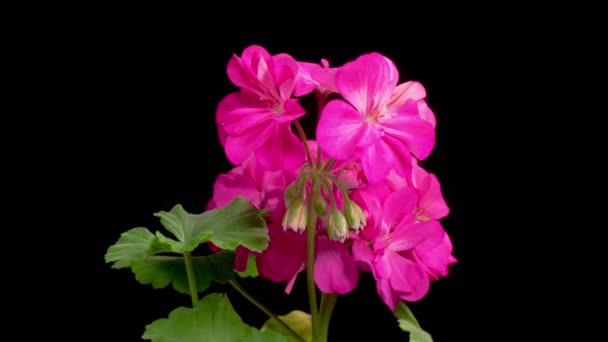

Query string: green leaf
236 254 259 278
104 227 172 269
131 251 236 294
262 310 312 342
243 328 289 342
153 197 269 254
142 293 287 342
394 302 433 342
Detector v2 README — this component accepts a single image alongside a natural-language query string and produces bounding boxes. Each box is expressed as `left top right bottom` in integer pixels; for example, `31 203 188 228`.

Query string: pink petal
415 232 456 280
226 54 254 91
382 100 435 160
316 99 368 160
385 250 429 297
272 53 299 100
376 278 400 310
419 173 449 220
382 187 418 226
240 45 272 72
390 220 445 252
293 62 319 97
314 237 359 294
387 81 427 111
255 56 279 100
351 239 374 273
373 251 392 279
285 263 305 294
234 246 251 272
257 229 306 283
417 101 436 127
382 135 414 179
216 91 277 136
223 123 274 165
336 53 398 114
212 168 262 208
361 139 395 184
255 123 305 170
272 98 305 124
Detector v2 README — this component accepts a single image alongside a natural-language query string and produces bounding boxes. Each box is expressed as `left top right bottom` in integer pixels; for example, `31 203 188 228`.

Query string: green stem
229 280 304 342
183 252 199 306
318 293 338 342
294 120 314 169
306 178 320 339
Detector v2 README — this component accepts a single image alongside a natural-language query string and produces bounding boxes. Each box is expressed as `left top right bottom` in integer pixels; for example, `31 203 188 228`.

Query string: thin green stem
229 280 304 342
294 120 314 169
306 177 320 339
318 293 338 342
183 252 199 306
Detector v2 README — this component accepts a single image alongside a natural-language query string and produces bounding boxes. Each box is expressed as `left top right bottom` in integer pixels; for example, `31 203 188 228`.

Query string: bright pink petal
212 169 262 208
223 123 274 165
382 135 414 179
376 278 400 310
314 237 359 294
387 81 426 111
417 101 436 127
285 264 305 294
361 139 395 184
417 172 450 220
317 99 369 160
415 232 456 280
382 187 418 226
336 53 398 114
272 53 299 100
257 230 306 283
234 246 251 272
226 46 273 96
382 100 435 160
272 99 305 124
351 239 374 273
255 123 305 170
216 91 276 136
384 250 429 297
226 54 254 91
390 220 445 252
373 251 392 279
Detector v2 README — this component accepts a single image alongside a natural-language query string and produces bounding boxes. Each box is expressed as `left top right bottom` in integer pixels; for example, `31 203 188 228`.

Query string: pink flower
384 160 449 221
217 45 310 170
316 53 435 184
351 187 455 309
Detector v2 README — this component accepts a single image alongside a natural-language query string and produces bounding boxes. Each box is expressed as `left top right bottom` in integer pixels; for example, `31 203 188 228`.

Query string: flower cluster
211 45 456 309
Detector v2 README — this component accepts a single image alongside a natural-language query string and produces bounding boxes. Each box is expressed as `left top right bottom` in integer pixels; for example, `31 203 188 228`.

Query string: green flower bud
313 196 328 216
344 200 366 231
327 210 348 242
282 197 307 233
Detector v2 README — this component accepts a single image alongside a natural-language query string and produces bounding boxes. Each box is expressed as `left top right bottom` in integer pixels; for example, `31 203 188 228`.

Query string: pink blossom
351 187 455 309
217 45 310 170
316 53 435 184
384 160 449 221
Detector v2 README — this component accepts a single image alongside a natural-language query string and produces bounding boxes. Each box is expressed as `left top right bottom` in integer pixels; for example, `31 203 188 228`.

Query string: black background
2 4 606 341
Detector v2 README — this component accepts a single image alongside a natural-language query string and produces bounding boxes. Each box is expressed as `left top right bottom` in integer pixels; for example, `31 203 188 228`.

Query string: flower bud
327 210 348 242
344 200 366 231
284 182 300 205
313 196 328 216
282 198 307 233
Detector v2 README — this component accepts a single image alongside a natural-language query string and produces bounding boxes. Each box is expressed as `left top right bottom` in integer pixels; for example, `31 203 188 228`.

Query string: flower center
366 110 386 123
